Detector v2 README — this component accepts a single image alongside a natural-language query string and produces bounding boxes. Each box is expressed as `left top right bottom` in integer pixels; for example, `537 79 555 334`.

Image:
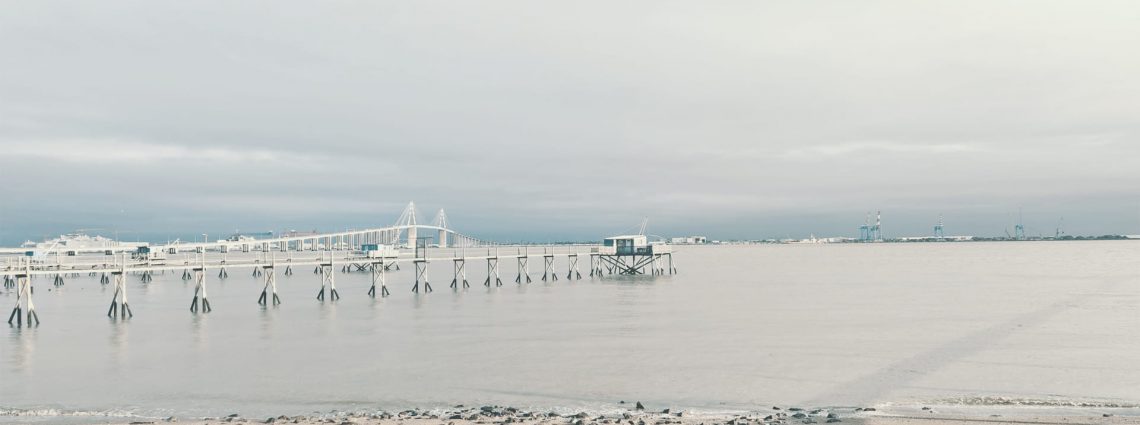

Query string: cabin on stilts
595 234 675 276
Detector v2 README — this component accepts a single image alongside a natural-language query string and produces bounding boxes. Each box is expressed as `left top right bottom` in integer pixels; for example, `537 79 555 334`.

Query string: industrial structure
858 214 871 242
1010 209 1027 240
858 211 883 242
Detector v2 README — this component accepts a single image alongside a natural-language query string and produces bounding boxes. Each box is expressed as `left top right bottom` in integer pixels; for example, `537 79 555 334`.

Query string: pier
2 203 676 326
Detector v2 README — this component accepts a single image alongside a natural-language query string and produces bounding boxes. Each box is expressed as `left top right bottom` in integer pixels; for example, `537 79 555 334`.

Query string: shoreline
8 404 1137 425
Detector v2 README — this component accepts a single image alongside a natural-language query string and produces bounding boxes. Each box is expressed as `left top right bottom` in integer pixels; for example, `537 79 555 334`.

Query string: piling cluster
5 244 679 327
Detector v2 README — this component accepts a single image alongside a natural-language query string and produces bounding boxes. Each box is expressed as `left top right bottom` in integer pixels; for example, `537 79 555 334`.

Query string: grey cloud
1 0 1139 244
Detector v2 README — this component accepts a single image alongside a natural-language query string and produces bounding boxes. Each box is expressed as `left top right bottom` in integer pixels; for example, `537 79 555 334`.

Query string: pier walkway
2 203 675 326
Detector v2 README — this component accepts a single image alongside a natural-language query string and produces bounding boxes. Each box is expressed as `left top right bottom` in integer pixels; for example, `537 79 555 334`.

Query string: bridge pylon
435 209 449 248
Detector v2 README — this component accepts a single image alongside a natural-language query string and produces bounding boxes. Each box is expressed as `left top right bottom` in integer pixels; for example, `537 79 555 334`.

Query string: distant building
360 243 397 258
22 233 147 256
669 236 707 245
897 235 974 242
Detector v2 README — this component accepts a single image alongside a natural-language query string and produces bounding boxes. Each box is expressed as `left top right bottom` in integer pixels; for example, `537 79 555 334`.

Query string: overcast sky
1 1 1138 243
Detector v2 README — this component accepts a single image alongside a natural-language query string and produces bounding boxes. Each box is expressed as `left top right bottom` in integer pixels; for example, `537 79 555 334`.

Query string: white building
669 236 707 245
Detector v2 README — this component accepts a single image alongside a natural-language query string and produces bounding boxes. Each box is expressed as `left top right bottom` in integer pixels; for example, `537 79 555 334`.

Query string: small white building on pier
596 234 673 275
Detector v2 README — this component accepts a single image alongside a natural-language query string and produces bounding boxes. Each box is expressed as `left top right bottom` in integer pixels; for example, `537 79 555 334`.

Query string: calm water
3 242 1140 421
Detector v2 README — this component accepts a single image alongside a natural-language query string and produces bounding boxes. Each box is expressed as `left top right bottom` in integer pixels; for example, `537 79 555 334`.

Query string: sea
3 242 1140 423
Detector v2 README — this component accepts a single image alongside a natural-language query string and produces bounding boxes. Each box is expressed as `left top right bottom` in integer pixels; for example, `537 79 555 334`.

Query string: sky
1 1 1139 243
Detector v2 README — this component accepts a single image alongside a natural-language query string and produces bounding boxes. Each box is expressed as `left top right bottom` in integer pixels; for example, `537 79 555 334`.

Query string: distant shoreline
672 236 1137 245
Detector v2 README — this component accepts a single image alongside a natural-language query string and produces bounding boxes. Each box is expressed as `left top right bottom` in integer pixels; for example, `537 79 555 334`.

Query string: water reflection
190 313 209 350
318 299 338 320
6 325 37 372
259 305 277 340
411 293 429 309
136 274 153 296
315 300 339 339
108 319 129 372
613 281 648 337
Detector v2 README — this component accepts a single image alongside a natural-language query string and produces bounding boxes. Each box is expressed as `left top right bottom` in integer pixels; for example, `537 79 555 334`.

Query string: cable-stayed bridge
161 202 494 253
0 202 491 257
